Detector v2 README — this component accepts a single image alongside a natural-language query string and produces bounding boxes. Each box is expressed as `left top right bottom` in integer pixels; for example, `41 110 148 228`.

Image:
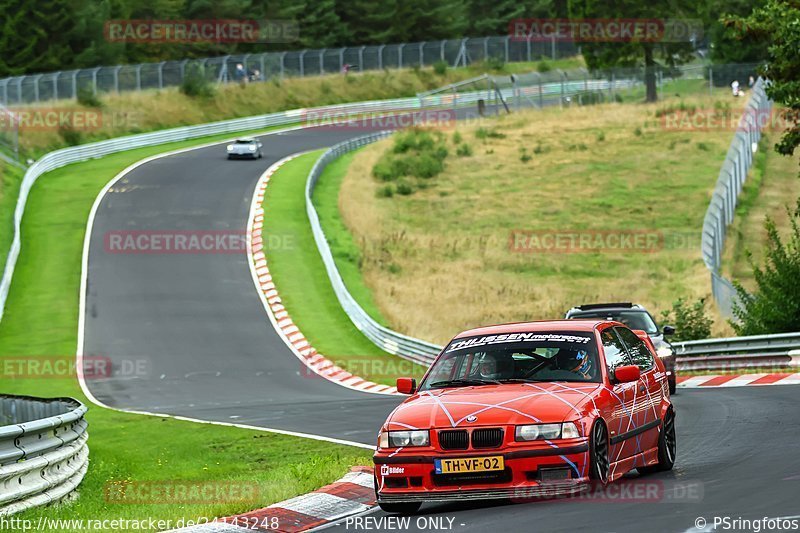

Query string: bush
732 203 800 335
180 65 215 98
536 60 552 73
634 126 643 136
519 148 532 162
475 127 506 140
396 180 415 195
485 56 506 71
456 143 473 157
596 131 606 142
696 142 710 151
371 127 448 194
660 298 713 342
58 125 83 146
452 131 462 144
77 85 102 108
412 153 445 178
376 184 394 198
433 60 448 76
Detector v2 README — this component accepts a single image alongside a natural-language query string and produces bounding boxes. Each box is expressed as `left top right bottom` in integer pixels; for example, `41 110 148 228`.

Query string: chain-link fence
701 77 772 316
0 36 579 106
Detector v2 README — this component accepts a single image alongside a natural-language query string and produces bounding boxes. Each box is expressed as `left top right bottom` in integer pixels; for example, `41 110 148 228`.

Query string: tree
732 203 800 335
724 0 800 162
567 0 700 102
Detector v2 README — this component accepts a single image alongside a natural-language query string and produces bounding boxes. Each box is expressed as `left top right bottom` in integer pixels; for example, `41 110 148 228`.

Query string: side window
615 327 655 371
600 328 630 375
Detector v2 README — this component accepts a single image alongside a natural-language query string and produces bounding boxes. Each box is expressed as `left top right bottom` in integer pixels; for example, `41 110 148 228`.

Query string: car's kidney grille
471 428 504 448
438 430 469 450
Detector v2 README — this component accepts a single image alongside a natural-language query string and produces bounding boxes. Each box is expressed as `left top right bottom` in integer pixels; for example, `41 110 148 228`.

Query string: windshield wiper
428 378 500 389
496 378 549 383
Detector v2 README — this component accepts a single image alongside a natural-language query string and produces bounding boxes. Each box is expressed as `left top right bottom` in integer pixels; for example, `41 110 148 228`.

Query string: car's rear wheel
589 420 609 485
638 408 676 474
378 501 422 515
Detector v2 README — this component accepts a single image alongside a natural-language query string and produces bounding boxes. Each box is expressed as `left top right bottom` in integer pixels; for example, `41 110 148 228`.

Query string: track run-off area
79 122 800 531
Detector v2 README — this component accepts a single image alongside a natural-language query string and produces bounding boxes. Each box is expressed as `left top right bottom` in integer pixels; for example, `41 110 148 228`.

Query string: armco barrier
0 396 88 516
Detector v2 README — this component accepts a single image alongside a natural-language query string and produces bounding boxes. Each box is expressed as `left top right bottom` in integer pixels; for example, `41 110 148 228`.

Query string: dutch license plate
434 455 504 474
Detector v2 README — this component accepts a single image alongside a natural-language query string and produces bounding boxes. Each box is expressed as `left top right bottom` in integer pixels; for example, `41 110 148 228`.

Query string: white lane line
75 127 374 449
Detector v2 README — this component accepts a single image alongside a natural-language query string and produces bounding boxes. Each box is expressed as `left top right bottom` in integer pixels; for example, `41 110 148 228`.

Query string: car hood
385 383 602 430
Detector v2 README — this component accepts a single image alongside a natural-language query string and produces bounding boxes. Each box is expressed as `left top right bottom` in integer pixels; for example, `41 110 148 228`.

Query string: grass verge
261 152 427 385
0 129 371 530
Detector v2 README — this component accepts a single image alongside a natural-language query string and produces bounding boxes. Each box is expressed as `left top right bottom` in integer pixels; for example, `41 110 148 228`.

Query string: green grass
261 152 427 385
0 129 371 530
0 162 24 275
313 153 389 326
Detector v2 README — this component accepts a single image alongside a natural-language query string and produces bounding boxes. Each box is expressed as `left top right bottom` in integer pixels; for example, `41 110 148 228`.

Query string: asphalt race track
82 125 404 445
82 120 800 529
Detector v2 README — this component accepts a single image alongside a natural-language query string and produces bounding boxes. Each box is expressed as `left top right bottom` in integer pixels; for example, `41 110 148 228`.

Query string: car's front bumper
228 152 258 159
374 440 590 503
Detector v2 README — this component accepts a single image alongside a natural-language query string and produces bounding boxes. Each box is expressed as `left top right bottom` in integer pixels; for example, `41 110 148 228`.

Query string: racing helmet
554 349 593 378
478 353 513 380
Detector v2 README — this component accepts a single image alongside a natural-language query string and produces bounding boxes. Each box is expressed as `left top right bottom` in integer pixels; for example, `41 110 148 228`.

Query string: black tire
377 501 422 515
588 420 610 485
669 377 676 395
638 408 676 474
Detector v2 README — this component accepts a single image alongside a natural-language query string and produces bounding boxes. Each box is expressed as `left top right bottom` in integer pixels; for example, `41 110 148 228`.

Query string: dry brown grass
339 95 747 344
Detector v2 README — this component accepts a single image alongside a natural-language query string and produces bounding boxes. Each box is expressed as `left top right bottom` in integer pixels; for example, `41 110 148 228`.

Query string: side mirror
396 377 417 395
662 325 676 336
614 365 641 383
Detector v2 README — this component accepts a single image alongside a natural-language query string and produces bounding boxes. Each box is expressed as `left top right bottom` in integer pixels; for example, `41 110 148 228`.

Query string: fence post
319 50 324 73
551 35 556 60
114 66 122 93
135 65 142 91
359 46 365 69
279 52 286 78
299 50 307 76
558 69 565 108
33 74 42 102
399 44 405 68
419 42 424 66
157 62 165 89
339 47 346 71
440 40 445 61
378 45 385 69
91 67 100 95
504 36 510 63
179 60 188 85
526 39 531 62
260 54 266 80
0 79 7 105
71 71 78 99
483 37 489 60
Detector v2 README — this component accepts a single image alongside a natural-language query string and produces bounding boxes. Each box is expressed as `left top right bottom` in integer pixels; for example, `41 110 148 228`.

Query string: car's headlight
248 145 257 151
226 145 234 151
379 430 429 448
656 347 673 358
515 422 580 441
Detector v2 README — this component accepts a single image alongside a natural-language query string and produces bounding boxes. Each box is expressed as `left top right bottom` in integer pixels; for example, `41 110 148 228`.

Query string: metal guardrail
701 77 772 316
305 132 442 366
0 396 88 516
0 35 579 106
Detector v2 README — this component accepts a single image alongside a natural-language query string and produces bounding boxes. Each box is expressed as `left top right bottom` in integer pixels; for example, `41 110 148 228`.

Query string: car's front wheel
588 420 609 485
377 501 422 515
638 408 676 474
669 377 676 395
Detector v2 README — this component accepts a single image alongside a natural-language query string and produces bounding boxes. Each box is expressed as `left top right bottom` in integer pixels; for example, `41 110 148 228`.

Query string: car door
598 327 637 463
614 326 661 454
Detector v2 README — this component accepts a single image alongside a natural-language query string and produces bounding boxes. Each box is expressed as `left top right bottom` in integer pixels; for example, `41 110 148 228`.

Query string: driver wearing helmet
477 353 513 380
554 349 594 379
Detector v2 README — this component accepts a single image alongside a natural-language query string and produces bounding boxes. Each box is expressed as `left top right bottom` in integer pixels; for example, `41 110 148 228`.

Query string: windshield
570 310 658 334
235 139 255 144
419 331 601 391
